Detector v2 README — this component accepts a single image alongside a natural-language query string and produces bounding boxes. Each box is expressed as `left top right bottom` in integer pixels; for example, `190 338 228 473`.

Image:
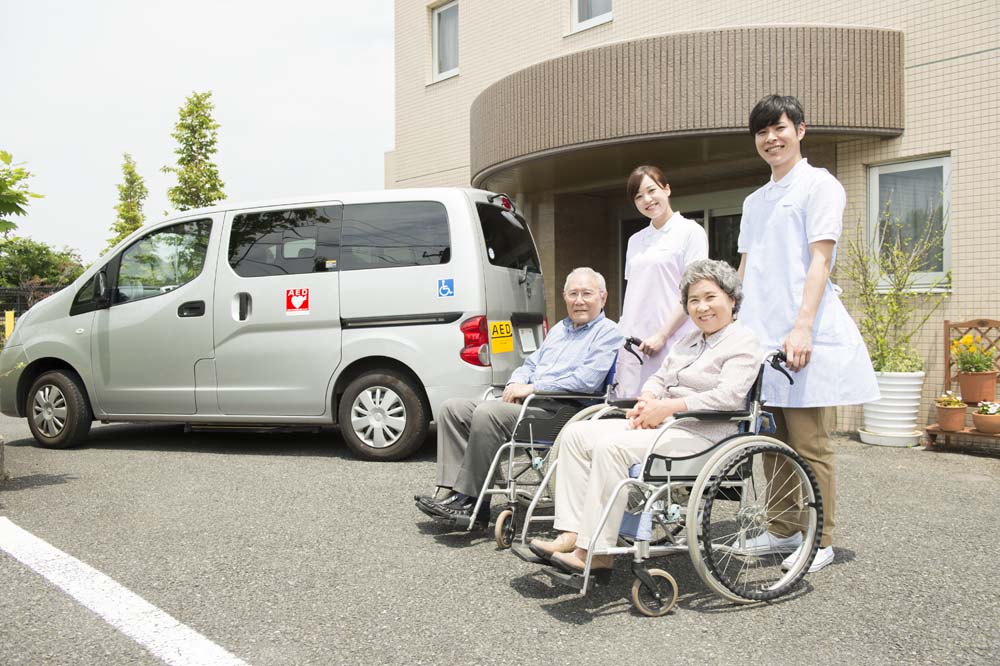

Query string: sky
1 0 395 263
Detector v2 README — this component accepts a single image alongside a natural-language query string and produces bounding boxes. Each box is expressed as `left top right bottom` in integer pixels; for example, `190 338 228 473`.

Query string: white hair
563 267 607 294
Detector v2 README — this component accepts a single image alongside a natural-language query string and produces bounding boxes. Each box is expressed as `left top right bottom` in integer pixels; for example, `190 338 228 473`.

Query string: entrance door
212 204 343 416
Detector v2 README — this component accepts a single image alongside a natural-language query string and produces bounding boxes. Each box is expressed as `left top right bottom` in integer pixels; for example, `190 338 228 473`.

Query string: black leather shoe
419 493 461 510
430 496 489 526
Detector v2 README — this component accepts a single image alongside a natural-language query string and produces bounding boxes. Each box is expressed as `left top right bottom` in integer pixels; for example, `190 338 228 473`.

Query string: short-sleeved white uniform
616 212 709 397
738 159 879 408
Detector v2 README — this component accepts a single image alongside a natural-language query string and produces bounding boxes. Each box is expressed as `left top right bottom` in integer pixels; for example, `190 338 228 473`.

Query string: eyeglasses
564 289 601 301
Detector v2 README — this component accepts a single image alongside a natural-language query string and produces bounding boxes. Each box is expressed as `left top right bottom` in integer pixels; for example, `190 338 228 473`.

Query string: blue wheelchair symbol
437 278 455 298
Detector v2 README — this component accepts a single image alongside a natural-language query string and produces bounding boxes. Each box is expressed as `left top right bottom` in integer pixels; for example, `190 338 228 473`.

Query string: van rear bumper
0 344 27 417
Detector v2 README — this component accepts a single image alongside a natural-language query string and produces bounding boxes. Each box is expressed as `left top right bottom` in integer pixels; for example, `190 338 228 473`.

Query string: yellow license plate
490 320 514 354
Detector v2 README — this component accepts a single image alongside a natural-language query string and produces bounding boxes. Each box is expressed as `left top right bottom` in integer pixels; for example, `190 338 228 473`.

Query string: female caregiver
529 259 761 574
617 165 708 396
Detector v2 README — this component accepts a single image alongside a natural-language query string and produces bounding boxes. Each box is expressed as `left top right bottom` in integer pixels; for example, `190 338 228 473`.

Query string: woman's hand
639 331 667 355
628 397 681 429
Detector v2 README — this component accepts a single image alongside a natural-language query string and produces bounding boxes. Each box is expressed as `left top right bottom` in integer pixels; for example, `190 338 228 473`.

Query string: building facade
387 0 1000 431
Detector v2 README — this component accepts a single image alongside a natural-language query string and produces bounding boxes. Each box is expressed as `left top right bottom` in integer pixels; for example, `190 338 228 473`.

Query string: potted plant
951 334 997 403
933 391 966 432
972 401 1000 434
841 206 948 447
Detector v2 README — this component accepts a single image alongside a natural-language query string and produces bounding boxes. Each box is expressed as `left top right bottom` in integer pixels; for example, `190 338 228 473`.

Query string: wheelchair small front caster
494 508 515 549
630 568 678 617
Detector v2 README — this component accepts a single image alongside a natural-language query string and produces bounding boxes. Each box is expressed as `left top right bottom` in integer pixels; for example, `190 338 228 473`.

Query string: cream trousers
554 419 710 551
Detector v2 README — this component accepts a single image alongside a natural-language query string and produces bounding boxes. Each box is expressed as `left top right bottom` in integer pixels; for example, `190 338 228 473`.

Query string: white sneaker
738 530 803 555
782 544 834 573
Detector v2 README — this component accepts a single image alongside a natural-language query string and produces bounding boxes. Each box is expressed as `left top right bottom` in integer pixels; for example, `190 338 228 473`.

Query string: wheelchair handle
767 350 794 385
624 336 644 365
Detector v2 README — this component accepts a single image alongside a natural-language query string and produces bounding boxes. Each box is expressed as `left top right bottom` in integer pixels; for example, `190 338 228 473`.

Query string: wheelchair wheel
630 569 678 617
687 437 822 604
494 509 515 549
543 404 622 499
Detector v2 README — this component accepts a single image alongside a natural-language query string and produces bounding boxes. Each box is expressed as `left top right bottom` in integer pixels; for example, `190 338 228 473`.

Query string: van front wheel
26 370 92 449
337 371 428 461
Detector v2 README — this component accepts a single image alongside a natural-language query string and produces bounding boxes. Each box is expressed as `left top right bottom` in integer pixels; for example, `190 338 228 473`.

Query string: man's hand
783 324 813 371
502 383 533 403
639 331 667 355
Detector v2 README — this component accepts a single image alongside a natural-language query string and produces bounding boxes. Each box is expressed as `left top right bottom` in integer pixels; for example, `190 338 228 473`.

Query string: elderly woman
530 259 762 574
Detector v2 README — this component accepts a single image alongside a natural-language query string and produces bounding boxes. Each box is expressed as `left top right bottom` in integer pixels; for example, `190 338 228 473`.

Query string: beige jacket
640 320 763 442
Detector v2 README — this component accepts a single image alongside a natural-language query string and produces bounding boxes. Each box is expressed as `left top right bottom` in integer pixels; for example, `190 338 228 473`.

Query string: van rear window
476 203 540 273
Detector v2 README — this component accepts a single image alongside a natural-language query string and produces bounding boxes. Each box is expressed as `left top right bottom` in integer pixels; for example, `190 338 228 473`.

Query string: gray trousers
436 398 547 497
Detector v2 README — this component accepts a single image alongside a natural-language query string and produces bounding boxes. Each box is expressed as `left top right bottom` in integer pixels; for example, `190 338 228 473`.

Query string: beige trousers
554 419 710 551
767 406 836 548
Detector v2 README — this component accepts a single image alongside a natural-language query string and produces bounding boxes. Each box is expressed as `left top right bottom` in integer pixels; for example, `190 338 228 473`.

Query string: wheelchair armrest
608 399 638 409
530 390 605 399
673 410 751 422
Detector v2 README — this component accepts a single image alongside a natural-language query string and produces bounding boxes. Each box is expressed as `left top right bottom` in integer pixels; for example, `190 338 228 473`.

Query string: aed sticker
490 320 514 354
286 288 310 315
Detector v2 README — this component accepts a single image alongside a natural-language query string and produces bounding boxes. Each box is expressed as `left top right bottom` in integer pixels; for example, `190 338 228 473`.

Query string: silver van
0 188 546 460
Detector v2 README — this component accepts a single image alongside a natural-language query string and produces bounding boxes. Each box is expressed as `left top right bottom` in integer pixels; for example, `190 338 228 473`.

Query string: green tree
161 91 225 211
0 236 85 291
104 153 148 254
0 150 44 234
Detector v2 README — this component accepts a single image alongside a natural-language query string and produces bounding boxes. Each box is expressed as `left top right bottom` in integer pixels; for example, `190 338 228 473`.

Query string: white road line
0 517 249 666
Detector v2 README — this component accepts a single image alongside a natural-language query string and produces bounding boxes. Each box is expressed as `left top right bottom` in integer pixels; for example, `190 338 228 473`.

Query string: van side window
476 203 540 273
114 219 212 304
229 206 341 277
341 202 450 271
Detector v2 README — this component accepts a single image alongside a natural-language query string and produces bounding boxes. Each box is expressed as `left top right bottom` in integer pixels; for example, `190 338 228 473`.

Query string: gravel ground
1 415 998 666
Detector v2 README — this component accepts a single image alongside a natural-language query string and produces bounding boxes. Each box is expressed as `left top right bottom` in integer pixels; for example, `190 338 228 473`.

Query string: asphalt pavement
1 414 998 666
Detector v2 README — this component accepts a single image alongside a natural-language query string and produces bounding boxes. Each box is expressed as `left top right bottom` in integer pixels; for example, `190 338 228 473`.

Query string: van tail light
542 316 549 338
460 316 491 366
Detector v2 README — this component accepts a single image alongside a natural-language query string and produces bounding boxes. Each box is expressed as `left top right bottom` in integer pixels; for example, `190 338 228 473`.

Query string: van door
212 204 343 416
91 218 216 414
474 199 546 385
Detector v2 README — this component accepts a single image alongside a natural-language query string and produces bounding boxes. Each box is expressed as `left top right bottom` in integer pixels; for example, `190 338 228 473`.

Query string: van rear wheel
337 370 428 461
26 370 92 449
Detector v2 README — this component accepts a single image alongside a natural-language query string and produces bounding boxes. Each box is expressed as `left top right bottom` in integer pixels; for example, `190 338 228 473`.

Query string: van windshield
476 203 541 273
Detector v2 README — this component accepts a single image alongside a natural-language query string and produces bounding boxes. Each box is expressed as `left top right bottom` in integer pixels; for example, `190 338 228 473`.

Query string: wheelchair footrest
511 542 545 564
543 565 612 590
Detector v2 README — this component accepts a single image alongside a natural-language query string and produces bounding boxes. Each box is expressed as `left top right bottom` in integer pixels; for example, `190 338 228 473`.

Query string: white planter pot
859 371 925 447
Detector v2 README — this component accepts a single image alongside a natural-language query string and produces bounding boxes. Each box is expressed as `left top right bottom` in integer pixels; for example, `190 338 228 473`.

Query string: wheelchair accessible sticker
490 320 514 354
437 278 455 298
286 288 310 315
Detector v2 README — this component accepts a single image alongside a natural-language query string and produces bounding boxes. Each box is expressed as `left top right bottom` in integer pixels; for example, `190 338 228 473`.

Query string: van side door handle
178 300 206 318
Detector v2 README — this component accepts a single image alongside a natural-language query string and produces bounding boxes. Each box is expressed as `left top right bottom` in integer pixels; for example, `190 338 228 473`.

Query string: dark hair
626 165 668 200
749 95 805 135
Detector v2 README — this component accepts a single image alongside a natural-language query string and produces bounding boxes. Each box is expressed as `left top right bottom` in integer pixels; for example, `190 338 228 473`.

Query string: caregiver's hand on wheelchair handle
782 324 812 371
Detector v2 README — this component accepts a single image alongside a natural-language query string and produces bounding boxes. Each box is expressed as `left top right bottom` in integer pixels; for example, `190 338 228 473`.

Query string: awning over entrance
470 25 904 193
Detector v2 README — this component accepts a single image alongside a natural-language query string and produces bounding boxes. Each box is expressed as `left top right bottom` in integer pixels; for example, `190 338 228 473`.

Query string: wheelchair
444 341 644 546
511 351 824 616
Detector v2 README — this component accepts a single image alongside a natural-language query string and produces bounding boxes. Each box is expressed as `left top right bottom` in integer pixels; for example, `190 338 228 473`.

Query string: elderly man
416 267 623 526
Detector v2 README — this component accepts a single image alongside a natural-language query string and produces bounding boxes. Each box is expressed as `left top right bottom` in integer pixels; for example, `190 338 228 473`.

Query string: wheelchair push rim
686 436 823 604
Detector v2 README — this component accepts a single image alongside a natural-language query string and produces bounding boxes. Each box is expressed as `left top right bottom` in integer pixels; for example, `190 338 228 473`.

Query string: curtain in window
579 0 612 22
437 5 458 74
878 166 944 271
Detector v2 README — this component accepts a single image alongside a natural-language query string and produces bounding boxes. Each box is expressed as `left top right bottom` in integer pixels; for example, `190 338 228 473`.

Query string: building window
432 1 459 81
571 0 612 33
868 156 951 289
